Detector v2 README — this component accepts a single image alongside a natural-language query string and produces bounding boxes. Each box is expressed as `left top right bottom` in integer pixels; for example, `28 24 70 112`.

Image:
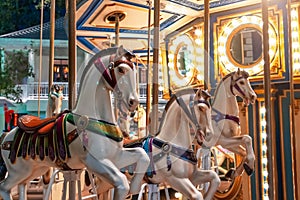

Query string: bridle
93 51 135 99
228 72 249 99
175 93 210 144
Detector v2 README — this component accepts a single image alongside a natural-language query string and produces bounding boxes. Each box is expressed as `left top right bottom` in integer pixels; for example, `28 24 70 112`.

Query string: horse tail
0 133 8 180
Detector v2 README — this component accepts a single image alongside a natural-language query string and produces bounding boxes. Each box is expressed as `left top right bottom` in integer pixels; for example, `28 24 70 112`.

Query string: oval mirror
174 42 192 78
228 26 262 68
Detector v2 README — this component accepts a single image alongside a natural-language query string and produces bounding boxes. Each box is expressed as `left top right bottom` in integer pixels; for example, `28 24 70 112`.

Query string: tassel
167 153 171 171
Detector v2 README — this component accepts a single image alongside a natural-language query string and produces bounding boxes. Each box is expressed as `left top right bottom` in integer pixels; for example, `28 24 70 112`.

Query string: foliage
0 0 66 35
0 49 35 103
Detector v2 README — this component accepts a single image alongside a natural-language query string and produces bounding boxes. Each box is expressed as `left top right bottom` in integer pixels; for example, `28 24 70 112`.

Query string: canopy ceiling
75 0 259 55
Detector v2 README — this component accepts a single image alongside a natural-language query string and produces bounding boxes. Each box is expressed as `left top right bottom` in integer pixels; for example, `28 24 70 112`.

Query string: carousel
0 0 299 199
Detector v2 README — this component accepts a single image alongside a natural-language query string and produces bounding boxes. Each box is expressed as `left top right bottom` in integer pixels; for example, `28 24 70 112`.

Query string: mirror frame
226 24 263 69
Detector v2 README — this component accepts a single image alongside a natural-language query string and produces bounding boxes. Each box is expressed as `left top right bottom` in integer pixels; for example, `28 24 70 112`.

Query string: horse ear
195 88 202 100
237 68 241 75
116 45 125 57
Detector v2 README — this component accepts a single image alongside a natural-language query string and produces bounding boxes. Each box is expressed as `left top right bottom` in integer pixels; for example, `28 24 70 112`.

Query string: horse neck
212 77 239 116
157 103 192 148
73 64 116 123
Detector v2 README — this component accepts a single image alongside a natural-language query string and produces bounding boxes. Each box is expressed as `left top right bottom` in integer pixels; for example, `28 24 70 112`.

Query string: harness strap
212 107 240 125
230 75 246 98
152 138 197 165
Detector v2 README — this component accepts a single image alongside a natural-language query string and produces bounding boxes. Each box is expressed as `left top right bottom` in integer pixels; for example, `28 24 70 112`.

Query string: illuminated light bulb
196 57 203 63
196 48 202 54
264 196 269 200
263 183 269 190
260 106 266 114
261 120 267 127
294 63 300 70
263 170 269 177
195 38 202 45
291 9 297 18
218 46 226 54
224 26 231 35
262 158 268 164
292 31 299 38
195 29 202 36
175 192 182 199
158 86 164 91
262 133 267 139
262 145 268 151
231 19 240 27
168 54 174 60
291 21 298 28
168 63 174 69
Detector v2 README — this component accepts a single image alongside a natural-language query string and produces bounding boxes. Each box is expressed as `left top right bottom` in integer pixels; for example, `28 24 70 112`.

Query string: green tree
0 49 35 103
0 0 66 35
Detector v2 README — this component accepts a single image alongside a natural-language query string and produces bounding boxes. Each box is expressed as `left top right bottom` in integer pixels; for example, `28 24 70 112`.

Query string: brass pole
68 0 77 109
262 1 274 199
38 0 44 117
150 0 160 135
146 0 152 135
287 0 298 199
114 14 120 119
48 0 55 91
204 0 210 90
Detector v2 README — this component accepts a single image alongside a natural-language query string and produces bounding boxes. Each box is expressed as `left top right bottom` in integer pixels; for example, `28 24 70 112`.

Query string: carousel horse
0 46 150 200
203 68 257 179
96 88 220 200
46 84 64 118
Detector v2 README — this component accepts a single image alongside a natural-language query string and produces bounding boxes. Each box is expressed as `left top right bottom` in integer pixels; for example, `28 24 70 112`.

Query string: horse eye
239 80 245 85
118 67 125 74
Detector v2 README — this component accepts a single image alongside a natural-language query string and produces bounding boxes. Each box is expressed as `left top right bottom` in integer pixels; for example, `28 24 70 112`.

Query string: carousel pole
114 14 120 119
38 0 44 117
48 0 55 91
262 1 274 199
146 0 152 135
68 0 77 110
150 0 160 135
287 0 298 199
203 0 210 91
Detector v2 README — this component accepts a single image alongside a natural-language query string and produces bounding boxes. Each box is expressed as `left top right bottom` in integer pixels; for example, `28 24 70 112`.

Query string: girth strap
152 138 197 165
212 107 240 125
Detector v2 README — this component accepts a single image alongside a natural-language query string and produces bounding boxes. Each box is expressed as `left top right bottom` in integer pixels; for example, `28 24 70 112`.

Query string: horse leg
218 135 255 177
114 148 150 194
0 162 32 200
166 177 203 200
85 153 129 200
190 169 220 200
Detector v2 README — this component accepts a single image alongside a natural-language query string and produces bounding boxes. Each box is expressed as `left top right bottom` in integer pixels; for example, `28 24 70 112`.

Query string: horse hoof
243 163 253 176
225 168 235 179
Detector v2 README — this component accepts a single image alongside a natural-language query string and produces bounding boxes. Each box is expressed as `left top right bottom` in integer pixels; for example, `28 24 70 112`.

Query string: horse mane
155 88 197 136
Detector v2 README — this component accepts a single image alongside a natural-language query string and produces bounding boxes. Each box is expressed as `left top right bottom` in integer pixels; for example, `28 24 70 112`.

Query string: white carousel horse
46 84 64 118
0 46 150 200
203 68 257 179
96 88 220 200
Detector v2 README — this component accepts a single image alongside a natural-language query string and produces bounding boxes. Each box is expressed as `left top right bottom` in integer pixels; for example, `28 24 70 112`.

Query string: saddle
17 115 56 134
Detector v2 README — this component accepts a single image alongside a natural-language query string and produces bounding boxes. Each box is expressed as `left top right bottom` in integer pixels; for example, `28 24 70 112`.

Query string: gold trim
225 24 262 69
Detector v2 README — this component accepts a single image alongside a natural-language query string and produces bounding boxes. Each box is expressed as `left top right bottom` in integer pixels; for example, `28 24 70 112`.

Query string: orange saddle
18 115 56 134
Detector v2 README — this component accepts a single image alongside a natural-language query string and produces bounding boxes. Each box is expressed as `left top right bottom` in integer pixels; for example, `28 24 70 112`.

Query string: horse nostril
129 98 138 108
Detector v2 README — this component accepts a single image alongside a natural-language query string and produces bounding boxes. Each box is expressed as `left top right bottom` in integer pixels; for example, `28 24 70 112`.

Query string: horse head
230 68 257 106
103 45 139 113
